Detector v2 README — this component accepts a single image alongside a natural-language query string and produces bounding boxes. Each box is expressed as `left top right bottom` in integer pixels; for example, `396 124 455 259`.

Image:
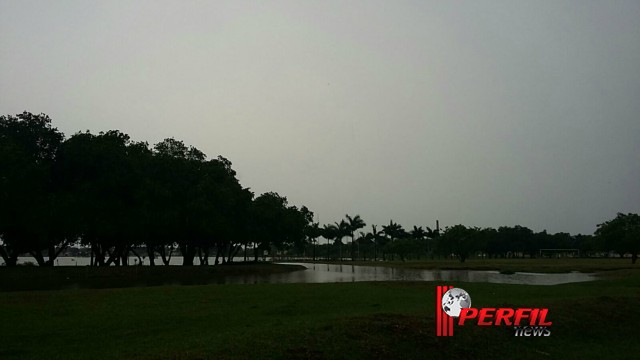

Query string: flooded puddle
219 262 596 286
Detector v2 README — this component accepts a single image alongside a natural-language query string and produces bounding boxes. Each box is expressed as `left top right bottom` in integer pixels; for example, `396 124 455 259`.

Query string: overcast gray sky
2 0 638 235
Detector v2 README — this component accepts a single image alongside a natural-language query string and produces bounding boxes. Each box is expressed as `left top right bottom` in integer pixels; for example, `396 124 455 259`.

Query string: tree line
1 112 312 266
1 112 637 266
297 213 638 264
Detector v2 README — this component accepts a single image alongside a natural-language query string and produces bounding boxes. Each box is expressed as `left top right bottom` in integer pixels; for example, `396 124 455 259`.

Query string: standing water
1 258 596 285
271 263 596 285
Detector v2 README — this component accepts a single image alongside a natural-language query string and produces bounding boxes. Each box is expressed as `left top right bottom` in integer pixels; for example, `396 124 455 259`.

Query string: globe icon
441 288 472 317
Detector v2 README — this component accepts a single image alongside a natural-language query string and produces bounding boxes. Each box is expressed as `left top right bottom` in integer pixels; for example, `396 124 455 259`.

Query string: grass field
0 261 638 359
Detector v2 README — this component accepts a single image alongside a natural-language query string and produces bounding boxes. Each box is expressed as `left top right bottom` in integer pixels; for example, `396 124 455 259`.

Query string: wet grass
0 266 638 359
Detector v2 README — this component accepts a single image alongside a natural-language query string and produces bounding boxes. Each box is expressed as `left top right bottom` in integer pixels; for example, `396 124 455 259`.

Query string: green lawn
1 264 639 359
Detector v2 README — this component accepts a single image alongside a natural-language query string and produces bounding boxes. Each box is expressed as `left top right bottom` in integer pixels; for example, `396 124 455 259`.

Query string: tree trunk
47 240 70 266
229 245 241 263
93 244 107 266
254 242 259 262
180 244 196 266
326 239 330 261
159 245 174 266
45 248 55 267
197 248 204 265
130 248 144 265
4 253 18 267
350 234 355 261
374 241 377 261
226 243 234 263
105 245 126 266
121 247 129 266
215 245 222 265
90 242 95 266
201 246 210 265
30 251 47 266
0 246 10 265
147 245 156 266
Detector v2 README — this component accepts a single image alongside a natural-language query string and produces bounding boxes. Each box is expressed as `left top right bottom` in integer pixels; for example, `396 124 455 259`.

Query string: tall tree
410 226 427 258
0 112 65 266
381 220 405 261
305 222 322 261
250 192 311 261
382 220 405 241
345 214 366 261
322 224 338 261
370 224 383 261
151 138 205 266
595 213 640 264
55 130 147 266
357 231 373 260
334 220 350 261
438 225 480 263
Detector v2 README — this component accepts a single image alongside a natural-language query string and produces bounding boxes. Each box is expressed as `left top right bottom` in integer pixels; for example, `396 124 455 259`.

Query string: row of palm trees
305 215 439 261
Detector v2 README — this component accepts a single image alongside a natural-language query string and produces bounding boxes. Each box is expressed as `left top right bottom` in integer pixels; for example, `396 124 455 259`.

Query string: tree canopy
595 213 640 264
0 112 313 266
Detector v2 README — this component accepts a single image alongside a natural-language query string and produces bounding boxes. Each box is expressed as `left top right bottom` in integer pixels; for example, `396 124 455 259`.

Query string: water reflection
260 263 596 286
2 258 597 286
184 263 595 286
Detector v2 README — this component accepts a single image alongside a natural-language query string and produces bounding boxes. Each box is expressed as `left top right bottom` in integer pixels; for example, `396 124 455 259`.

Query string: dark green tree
370 224 384 261
250 192 311 261
334 220 350 261
381 220 405 260
410 226 427 258
322 224 339 260
595 213 640 264
305 222 322 261
55 130 147 266
438 225 481 263
345 214 366 260
0 112 65 266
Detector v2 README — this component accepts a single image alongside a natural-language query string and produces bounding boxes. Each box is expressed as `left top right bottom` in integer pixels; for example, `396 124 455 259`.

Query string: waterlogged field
0 262 638 359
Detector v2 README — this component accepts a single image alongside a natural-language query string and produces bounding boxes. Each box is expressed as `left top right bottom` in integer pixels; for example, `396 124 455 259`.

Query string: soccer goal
538 248 580 258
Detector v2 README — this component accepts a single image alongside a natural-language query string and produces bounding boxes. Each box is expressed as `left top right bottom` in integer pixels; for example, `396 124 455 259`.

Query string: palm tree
382 220 405 240
334 220 350 261
425 226 438 256
345 214 366 261
322 224 338 261
358 231 373 260
410 226 426 239
410 226 427 258
370 224 383 261
306 222 322 261
381 220 405 261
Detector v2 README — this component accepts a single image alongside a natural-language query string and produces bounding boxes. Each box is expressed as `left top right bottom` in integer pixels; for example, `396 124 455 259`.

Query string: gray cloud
2 0 639 234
